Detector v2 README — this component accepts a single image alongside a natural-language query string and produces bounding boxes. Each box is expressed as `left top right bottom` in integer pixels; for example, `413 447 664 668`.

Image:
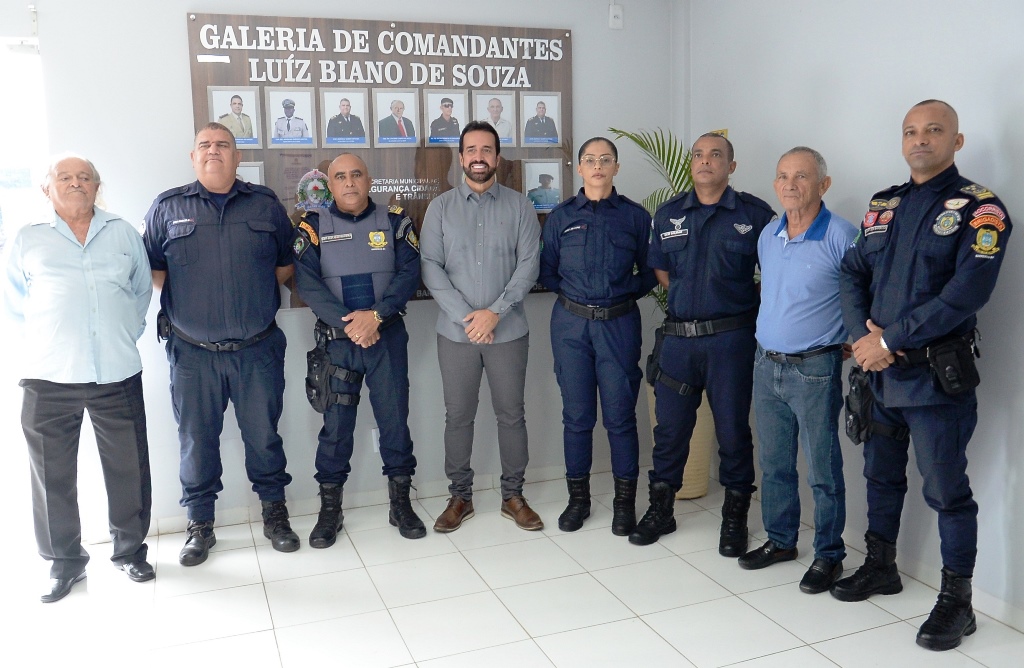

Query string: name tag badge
660 229 688 240
321 233 353 243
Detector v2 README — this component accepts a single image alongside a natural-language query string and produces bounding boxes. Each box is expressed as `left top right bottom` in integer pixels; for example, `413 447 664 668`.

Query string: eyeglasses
441 103 453 108
581 155 616 168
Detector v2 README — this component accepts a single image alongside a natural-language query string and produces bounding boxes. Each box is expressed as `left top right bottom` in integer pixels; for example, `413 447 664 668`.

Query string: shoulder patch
973 203 1006 220
299 221 319 245
397 217 420 251
960 183 996 200
388 204 405 215
293 232 310 258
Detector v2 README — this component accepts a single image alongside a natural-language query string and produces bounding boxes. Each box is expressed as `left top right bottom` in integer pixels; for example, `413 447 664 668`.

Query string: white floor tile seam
806 619 985 666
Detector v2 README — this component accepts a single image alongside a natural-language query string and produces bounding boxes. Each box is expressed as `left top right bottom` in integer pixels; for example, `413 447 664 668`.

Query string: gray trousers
20 372 151 579
437 334 529 500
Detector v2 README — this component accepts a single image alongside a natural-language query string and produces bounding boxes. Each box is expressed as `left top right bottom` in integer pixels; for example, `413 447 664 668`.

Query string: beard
463 160 496 184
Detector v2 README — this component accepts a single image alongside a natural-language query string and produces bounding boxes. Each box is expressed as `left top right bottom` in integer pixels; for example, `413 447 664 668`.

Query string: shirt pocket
97 251 133 287
247 218 279 259
719 238 757 278
608 228 639 273
165 221 197 266
916 237 957 290
558 226 588 270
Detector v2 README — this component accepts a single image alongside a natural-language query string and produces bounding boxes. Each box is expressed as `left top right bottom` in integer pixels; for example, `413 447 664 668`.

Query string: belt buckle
683 321 698 337
591 307 607 320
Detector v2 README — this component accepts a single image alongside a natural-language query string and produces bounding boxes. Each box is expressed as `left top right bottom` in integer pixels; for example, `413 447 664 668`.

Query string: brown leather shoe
433 496 474 533
501 495 544 531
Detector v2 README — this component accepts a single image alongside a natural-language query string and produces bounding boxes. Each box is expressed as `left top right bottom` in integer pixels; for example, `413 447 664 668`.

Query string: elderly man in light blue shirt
5 154 154 603
738 147 857 595
420 121 542 533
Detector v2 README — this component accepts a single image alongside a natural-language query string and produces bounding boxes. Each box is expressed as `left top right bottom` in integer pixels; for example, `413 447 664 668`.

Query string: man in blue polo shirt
738 147 856 594
145 123 300 566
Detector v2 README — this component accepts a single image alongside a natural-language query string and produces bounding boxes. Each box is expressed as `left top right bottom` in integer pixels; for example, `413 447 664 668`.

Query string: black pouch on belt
927 336 980 395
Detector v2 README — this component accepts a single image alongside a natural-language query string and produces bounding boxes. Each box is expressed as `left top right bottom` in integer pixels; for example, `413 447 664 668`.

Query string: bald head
911 99 959 132
902 99 964 183
328 153 372 215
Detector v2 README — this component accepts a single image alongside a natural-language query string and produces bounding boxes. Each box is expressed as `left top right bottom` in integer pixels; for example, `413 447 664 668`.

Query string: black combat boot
611 477 637 536
628 481 676 545
916 569 977 651
261 500 300 553
557 476 591 532
719 489 751 557
178 520 216 567
308 483 344 549
388 476 426 539
830 532 903 602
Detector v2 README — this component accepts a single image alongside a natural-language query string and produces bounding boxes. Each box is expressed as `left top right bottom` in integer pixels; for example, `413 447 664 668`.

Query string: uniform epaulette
617 194 647 211
248 183 279 198
959 182 997 201
388 204 405 215
153 186 189 204
549 197 575 215
661 190 690 208
736 191 775 215
868 185 907 211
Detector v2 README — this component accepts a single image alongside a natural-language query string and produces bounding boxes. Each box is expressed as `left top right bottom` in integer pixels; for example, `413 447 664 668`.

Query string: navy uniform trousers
652 326 757 492
314 321 417 484
551 302 642 480
865 400 979 575
167 327 291 521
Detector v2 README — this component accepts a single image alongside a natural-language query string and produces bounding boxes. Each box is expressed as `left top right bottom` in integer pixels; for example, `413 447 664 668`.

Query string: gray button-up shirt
421 180 540 343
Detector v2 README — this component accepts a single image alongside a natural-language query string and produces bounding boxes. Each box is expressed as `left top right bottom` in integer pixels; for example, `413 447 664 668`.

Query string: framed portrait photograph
236 161 265 186
373 88 419 148
424 90 465 145
521 92 561 145
265 88 316 147
322 89 369 146
473 91 517 147
208 86 261 148
522 159 564 211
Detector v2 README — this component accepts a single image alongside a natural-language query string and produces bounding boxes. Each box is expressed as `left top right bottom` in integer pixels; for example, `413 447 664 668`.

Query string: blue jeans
753 345 846 562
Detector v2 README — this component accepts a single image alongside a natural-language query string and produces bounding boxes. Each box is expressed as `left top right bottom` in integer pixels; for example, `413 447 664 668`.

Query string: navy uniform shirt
840 164 1012 406
429 115 460 139
540 188 657 306
648 186 775 321
293 200 420 326
144 179 294 343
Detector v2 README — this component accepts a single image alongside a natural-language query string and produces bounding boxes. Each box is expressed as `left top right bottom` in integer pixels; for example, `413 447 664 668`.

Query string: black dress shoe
800 558 843 594
738 540 797 570
41 572 86 603
119 560 156 583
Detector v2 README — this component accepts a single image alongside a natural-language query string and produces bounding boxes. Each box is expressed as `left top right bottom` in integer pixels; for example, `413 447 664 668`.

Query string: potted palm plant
608 127 714 499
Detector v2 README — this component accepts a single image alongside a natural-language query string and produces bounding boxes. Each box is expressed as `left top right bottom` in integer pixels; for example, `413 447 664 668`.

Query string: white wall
686 0 1024 628
16 0 672 530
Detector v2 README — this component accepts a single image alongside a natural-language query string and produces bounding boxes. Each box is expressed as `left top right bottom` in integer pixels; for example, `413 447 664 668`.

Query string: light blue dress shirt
5 208 152 383
755 203 857 353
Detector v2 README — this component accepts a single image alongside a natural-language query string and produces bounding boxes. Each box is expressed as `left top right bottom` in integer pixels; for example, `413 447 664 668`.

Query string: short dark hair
195 122 237 150
577 137 618 163
230 95 243 104
459 121 501 155
912 99 959 126
695 132 734 161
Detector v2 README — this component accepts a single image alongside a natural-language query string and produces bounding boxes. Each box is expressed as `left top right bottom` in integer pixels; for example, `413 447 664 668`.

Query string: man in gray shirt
421 121 542 532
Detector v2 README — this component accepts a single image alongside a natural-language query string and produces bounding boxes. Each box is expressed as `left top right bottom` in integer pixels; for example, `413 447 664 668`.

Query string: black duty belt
892 332 974 369
663 310 757 337
764 344 843 365
557 294 636 321
315 312 403 341
173 321 277 352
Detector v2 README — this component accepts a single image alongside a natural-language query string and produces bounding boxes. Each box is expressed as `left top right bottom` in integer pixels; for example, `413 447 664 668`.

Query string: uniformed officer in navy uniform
144 122 300 566
523 101 558 141
836 100 1012 652
325 98 366 139
429 97 460 139
540 137 657 536
634 132 776 548
293 153 426 543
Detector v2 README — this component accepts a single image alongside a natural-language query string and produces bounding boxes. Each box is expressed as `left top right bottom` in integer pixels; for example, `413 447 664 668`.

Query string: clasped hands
851 319 904 371
463 309 498 344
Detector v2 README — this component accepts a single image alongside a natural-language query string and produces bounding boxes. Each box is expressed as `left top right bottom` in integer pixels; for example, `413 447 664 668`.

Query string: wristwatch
372 310 384 324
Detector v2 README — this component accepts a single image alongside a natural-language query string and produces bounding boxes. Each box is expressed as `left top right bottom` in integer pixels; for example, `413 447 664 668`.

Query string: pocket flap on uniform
166 221 196 239
246 218 278 233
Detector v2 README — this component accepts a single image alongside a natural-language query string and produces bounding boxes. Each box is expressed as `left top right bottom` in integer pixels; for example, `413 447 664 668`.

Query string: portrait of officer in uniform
836 99 1012 652
292 153 426 544
539 137 657 536
273 98 311 141
527 173 561 210
144 122 301 567
429 97 460 141
523 100 559 143
219 95 253 139
6 154 155 602
476 94 515 145
325 97 366 141
638 132 775 549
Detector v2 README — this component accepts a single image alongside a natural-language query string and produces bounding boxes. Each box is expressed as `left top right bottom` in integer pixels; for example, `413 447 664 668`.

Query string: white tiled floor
10 475 1024 667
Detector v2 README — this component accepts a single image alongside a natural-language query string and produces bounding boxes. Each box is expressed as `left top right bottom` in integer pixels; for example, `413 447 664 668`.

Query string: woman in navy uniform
539 137 657 535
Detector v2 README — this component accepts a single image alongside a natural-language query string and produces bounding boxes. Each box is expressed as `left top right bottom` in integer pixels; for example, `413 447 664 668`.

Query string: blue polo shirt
756 203 857 353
